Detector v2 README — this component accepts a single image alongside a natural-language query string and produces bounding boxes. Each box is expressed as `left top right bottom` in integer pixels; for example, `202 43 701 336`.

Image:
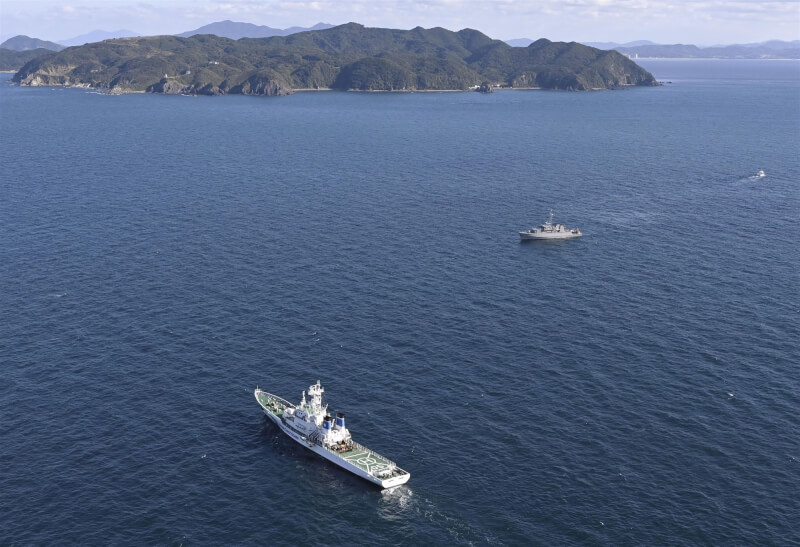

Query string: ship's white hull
519 230 582 240
258 399 410 488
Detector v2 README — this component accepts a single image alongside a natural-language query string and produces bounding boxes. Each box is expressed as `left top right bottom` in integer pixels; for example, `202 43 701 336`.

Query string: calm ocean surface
1 59 798 545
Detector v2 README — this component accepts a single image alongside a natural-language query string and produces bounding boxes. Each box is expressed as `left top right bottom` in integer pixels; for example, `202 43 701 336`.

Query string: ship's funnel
335 412 345 429
323 415 332 430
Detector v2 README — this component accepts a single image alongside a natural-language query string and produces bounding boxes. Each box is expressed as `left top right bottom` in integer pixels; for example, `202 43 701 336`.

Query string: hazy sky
1 0 798 45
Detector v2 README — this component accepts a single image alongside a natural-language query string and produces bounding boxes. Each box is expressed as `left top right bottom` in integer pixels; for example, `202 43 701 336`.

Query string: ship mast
307 380 326 413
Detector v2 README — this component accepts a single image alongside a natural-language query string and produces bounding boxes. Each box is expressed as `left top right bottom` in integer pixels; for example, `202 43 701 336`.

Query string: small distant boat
255 381 411 488
756 169 766 178
519 210 582 240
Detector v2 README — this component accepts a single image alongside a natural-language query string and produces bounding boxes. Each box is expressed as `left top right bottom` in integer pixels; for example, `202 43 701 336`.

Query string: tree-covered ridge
0 48 56 71
13 23 658 95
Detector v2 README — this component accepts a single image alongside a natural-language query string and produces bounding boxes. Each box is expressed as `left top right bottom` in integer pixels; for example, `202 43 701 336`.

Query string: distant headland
508 38 800 59
8 23 657 95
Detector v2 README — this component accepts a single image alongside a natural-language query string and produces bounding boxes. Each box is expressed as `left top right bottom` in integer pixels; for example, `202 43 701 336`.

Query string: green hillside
0 48 56 71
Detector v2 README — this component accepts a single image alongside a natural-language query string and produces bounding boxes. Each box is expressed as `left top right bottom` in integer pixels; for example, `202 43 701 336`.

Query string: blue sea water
1 59 798 545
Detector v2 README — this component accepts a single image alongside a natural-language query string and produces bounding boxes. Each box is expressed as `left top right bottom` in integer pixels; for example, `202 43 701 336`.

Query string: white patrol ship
254 381 410 488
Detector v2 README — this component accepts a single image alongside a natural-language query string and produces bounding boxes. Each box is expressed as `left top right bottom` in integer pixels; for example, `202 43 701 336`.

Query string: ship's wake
742 170 767 182
379 487 502 544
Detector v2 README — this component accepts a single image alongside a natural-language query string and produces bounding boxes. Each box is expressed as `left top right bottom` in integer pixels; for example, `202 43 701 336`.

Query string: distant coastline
508 38 800 60
626 56 800 61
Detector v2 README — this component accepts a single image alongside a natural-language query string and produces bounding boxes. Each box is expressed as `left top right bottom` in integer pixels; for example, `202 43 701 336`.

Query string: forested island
12 23 658 95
